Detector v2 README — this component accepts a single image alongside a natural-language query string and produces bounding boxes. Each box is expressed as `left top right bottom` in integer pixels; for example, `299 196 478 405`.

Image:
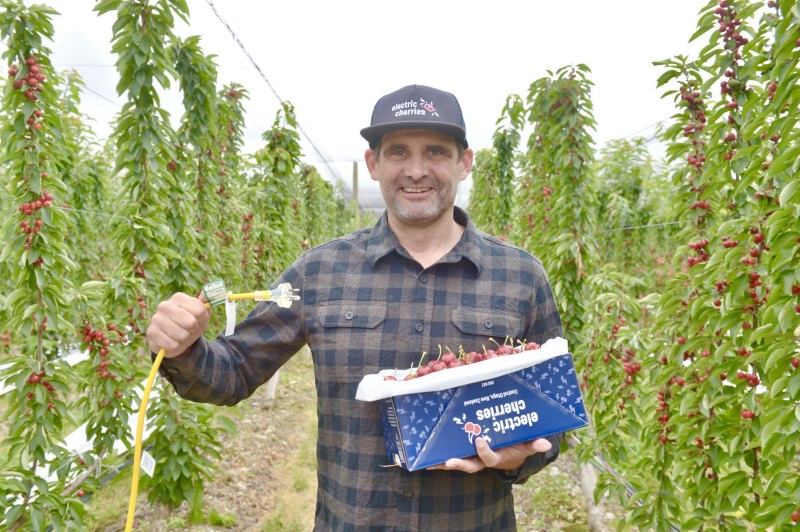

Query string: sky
41 0 708 210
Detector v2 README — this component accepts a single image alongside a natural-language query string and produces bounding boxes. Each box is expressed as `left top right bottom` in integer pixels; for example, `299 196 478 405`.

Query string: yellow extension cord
125 291 283 531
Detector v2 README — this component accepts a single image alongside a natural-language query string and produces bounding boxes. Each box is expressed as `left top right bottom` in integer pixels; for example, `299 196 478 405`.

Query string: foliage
0 0 357 528
467 4 799 529
593 139 678 294
244 102 306 286
468 94 524 240
579 0 800 528
513 64 600 348
301 164 343 248
140 385 234 513
0 2 87 529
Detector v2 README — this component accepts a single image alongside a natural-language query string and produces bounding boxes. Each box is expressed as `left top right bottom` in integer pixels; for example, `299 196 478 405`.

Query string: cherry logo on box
463 421 482 443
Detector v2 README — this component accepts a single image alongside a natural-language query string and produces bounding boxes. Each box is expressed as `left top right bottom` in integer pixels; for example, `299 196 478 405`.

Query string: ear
365 148 380 181
459 148 474 182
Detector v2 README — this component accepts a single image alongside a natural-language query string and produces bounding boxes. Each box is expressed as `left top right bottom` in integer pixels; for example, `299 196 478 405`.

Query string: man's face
365 129 473 228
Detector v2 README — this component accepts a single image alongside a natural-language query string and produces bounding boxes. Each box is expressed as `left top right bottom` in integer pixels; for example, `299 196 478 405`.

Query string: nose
407 153 426 181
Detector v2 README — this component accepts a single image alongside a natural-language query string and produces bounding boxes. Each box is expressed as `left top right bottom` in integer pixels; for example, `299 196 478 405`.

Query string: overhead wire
203 0 345 187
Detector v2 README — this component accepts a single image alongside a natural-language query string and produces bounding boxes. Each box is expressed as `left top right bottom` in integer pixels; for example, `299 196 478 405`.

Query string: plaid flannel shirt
159 207 563 531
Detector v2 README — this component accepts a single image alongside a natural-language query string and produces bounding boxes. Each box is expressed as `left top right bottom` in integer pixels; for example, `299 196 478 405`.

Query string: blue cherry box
355 337 588 471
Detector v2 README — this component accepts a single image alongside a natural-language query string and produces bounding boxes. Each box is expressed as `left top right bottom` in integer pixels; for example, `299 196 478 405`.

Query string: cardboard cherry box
355 338 587 471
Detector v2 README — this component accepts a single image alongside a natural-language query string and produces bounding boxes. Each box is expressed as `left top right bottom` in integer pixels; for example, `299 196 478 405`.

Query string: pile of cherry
384 340 541 381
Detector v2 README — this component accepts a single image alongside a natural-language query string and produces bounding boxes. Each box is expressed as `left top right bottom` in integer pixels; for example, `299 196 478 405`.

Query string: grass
512 450 595 530
83 464 136 531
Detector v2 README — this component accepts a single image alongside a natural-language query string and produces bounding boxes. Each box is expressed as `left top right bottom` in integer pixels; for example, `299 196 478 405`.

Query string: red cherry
496 345 514 356
416 365 432 377
77 489 85 497
431 361 447 372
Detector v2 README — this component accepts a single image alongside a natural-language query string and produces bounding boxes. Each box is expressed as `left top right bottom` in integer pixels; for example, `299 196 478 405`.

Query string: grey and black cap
360 84 468 148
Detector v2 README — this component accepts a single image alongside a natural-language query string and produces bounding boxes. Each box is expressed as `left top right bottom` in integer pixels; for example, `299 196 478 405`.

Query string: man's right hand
146 292 212 359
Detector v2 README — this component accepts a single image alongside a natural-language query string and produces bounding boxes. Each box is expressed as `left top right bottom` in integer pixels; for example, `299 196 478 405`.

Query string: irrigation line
3 193 690 235
598 221 683 233
0 193 130 222
57 205 130 221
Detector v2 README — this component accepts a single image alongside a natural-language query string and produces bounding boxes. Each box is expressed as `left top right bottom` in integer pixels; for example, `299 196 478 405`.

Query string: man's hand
427 437 552 474
146 292 211 359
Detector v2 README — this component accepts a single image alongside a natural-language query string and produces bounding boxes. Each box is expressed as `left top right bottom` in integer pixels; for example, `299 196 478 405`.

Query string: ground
82 347 623 530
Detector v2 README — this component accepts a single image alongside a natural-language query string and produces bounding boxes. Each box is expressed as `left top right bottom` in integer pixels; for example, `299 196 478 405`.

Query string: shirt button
419 274 428 284
415 322 424 333
484 319 493 329
345 311 354 320
402 489 414 498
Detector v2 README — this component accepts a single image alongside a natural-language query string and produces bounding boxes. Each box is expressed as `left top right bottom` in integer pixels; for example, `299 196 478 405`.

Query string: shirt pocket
451 306 523 345
315 301 388 383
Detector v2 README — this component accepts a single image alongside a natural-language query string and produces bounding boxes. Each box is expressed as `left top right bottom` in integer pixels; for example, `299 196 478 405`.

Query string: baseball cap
360 84 468 148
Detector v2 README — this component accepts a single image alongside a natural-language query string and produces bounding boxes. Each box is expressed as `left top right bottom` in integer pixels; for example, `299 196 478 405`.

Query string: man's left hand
427 437 552 474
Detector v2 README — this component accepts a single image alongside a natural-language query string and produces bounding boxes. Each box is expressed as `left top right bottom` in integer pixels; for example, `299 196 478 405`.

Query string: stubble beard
383 183 454 227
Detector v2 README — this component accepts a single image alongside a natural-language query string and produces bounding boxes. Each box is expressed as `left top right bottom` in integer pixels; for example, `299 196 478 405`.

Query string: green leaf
789 374 800 400
768 143 800 177
778 177 799 206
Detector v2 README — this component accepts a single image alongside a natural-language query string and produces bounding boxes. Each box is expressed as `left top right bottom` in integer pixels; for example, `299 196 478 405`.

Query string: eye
427 146 450 158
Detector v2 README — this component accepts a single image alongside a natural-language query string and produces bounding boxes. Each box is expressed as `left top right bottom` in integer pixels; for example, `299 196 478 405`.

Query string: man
147 84 564 531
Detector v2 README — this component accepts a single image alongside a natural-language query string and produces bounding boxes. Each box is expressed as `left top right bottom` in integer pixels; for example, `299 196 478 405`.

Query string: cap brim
361 122 468 148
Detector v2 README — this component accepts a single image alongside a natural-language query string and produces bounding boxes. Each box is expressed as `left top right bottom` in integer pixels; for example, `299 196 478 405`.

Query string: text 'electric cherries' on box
355 338 588 471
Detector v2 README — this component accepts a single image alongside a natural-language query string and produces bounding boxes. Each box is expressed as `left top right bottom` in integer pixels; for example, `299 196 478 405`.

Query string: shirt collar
365 206 486 275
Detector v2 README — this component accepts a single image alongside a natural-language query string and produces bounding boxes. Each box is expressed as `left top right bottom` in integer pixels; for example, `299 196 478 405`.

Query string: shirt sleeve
156 255 309 406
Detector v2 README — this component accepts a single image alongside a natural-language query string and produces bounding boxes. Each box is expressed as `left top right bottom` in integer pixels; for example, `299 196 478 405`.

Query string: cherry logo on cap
420 98 439 116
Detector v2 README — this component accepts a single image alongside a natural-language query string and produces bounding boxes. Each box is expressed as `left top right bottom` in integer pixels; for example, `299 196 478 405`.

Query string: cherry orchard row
467 0 799 528
0 1 360 530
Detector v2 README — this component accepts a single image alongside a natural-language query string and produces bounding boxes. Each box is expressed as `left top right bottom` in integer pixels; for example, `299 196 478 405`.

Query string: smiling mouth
401 187 431 194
